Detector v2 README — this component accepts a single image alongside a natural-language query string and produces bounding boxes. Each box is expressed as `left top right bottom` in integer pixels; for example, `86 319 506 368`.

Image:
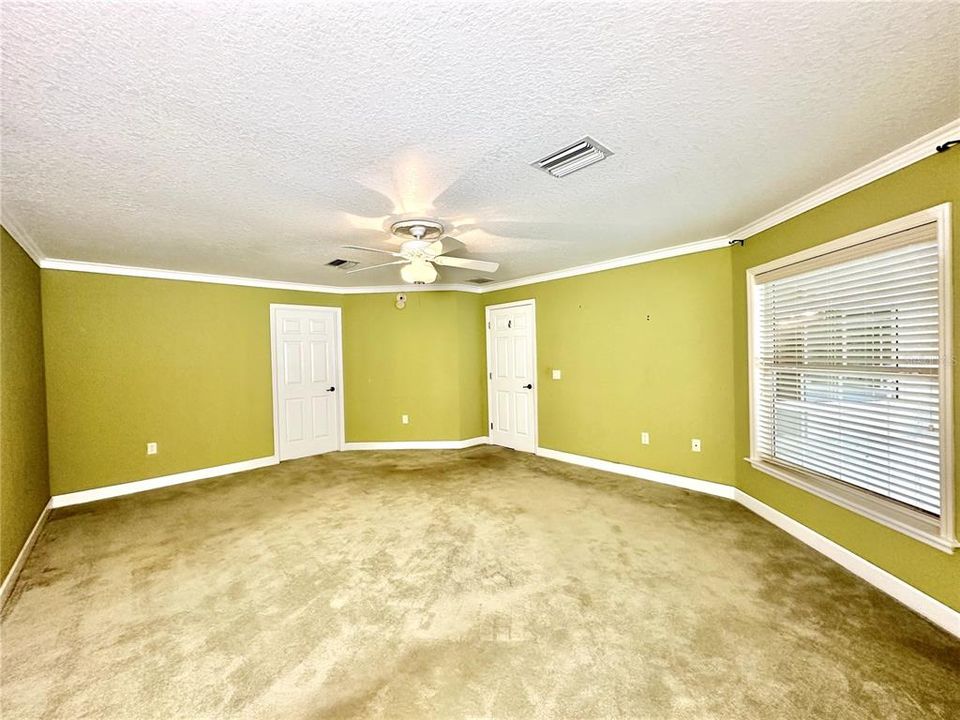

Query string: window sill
745 457 958 554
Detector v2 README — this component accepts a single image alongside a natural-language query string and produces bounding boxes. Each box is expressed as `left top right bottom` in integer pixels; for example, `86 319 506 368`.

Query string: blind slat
759 285 937 316
753 222 943 519
760 441 940 513
759 420 940 472
755 413 940 454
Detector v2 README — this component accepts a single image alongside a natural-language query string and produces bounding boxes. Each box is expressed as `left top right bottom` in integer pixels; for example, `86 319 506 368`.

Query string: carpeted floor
1 447 957 719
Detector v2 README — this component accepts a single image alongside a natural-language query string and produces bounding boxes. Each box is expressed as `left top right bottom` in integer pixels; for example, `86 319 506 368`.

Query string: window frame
746 203 956 553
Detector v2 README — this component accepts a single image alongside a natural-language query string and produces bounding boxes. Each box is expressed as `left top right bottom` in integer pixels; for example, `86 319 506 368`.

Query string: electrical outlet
551 369 562 380
146 442 158 455
401 414 409 425
691 438 701 453
641 432 650 445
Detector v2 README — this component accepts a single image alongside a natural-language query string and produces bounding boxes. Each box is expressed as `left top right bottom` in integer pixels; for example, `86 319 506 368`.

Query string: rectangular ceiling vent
467 277 495 284
326 258 359 270
532 136 613 178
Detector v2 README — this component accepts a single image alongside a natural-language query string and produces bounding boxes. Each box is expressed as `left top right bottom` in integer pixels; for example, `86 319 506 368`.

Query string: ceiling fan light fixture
400 259 438 284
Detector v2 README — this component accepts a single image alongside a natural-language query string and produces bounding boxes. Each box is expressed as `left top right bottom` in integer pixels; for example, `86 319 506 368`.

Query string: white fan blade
342 244 403 257
432 256 499 273
426 236 465 257
345 260 406 274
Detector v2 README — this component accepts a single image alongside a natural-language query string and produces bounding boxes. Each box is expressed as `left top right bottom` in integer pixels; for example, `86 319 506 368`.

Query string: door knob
522 383 533 389
327 386 336 392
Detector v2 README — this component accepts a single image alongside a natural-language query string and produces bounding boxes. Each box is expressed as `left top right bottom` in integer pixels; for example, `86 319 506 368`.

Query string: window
747 204 955 552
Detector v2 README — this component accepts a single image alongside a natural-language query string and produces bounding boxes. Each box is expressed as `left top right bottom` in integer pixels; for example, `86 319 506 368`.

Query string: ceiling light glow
400 259 438 284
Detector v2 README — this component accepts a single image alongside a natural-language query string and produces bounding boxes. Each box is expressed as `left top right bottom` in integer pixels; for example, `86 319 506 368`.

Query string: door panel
283 342 303 384
309 340 329 383
515 394 530 436
495 337 509 377
311 395 329 439
285 398 305 442
496 390 511 431
487 303 537 453
275 306 341 460
514 337 528 379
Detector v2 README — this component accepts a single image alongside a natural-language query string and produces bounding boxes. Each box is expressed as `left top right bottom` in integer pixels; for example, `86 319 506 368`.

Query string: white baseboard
0 499 52 608
10 444 957 638
50 455 279 508
343 437 489 451
536 445 958 638
535 447 736 499
48 442 492 507
735 490 960 638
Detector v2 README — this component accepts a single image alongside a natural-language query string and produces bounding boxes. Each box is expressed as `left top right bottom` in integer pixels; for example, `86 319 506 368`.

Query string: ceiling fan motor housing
390 219 444 241
342 217 498 284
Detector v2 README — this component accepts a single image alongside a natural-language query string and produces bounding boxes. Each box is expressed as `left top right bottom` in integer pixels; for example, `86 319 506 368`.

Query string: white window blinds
753 221 943 517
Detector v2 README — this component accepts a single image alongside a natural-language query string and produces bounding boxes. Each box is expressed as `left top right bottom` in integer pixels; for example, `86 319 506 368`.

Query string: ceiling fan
343 219 499 284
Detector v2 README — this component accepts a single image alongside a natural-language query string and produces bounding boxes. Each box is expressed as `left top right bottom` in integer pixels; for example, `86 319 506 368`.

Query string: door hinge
508 320 512 328
487 321 491 329
488 372 492 379
490 422 493 430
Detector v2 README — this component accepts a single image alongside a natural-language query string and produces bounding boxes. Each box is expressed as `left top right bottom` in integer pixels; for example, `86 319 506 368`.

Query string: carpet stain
1 447 957 719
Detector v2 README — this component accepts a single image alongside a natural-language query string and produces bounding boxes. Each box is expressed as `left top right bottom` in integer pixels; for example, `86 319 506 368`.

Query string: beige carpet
1 447 957 719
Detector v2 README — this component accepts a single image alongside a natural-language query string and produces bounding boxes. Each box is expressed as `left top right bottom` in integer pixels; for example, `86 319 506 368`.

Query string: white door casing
486 300 538 453
271 304 344 460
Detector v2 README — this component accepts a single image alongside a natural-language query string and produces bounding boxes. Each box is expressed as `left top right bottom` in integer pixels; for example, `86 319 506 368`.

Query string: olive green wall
480 152 959 610
485 247 737 487
23 150 960 611
457 292 487 437
41 272 485 495
342 291 485 442
1 229 51 581
731 150 960 611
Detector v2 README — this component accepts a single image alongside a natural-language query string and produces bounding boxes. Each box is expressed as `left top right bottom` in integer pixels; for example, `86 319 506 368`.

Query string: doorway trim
484 298 539 452
270 304 346 458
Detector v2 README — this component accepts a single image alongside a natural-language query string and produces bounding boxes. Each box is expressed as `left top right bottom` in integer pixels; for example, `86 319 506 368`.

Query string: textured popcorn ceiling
2 2 958 286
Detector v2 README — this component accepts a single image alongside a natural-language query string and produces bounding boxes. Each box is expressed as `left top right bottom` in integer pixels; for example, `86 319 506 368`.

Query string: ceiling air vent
326 258 359 270
467 277 495 285
532 136 613 178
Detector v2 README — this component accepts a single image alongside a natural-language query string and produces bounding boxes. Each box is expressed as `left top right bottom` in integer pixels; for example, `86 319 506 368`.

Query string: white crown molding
0 500 51 609
484 119 957 289
1 209 46 265
536 447 736 499
10 118 956 293
343 437 489 451
50 455 278 508
37 240 733 296
478 236 733 293
730 117 960 241
38 258 482 294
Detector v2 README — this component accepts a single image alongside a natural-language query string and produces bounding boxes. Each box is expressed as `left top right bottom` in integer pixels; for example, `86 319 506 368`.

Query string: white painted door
487 302 537 453
273 306 342 460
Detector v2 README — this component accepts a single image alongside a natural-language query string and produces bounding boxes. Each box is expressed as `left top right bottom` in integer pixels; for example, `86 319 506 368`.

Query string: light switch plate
641 432 650 445
551 369 562 380
146 442 158 455
401 414 409 425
